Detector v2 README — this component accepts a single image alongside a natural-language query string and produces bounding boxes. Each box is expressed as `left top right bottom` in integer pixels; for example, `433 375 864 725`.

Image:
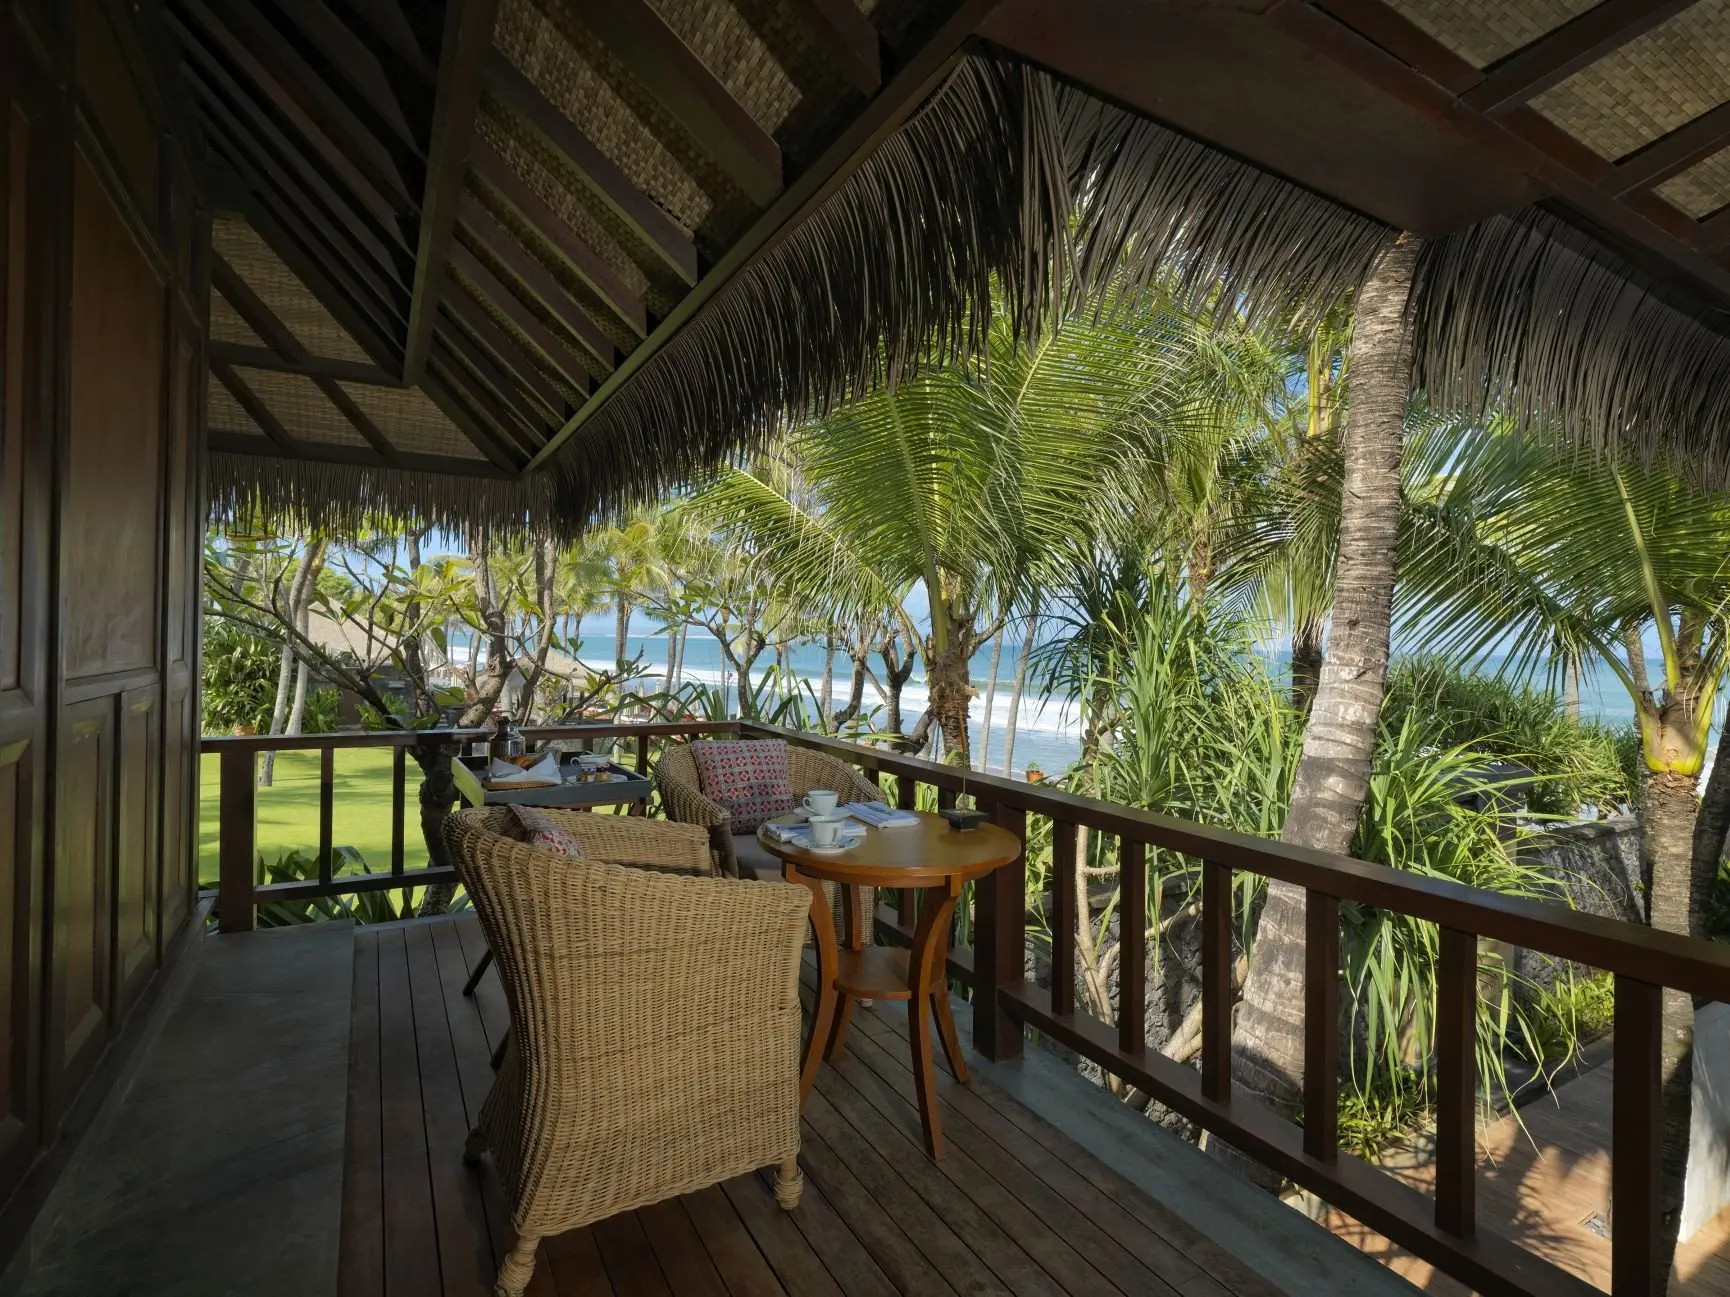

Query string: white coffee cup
809 815 844 848
803 789 840 817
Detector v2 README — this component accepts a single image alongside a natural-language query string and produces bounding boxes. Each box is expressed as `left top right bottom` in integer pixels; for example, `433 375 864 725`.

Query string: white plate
803 841 852 855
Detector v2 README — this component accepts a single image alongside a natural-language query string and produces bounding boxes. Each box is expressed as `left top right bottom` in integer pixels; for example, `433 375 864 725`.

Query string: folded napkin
487 752 563 785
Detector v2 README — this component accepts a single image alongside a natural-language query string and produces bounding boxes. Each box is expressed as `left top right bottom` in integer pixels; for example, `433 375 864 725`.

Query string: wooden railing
741 722 1730 1297
200 720 739 932
203 717 1730 1294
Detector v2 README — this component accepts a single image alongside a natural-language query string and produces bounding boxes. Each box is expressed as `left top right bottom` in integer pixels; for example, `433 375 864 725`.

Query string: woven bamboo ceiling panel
1533 0 1730 160
1383 0 1598 69
335 384 484 460
210 219 370 363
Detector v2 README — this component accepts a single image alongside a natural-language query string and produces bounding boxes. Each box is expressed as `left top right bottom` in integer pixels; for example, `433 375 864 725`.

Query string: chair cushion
731 830 786 882
690 739 795 833
506 805 586 857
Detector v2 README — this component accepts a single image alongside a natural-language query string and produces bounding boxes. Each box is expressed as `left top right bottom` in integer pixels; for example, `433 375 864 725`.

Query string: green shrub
201 618 280 734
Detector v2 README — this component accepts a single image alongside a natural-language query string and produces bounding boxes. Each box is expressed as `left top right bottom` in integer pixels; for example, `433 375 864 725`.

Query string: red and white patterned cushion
690 739 795 833
507 805 586 858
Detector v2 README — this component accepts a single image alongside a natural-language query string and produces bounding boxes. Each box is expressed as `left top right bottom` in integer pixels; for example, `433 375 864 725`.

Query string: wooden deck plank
592 1210 675 1295
404 922 497 1296
684 1185 791 1297
802 1088 1005 1296
851 983 1283 1297
793 1122 962 1297
376 926 445 1295
755 1164 899 1297
544 1226 618 1295
342 914 1325 1297
637 1198 732 1297
338 931 384 1297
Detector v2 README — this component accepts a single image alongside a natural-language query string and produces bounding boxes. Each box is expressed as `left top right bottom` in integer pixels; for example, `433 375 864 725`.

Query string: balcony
7 722 1730 1296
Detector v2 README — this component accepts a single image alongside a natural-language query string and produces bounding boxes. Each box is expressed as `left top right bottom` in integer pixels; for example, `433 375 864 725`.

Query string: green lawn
197 749 426 887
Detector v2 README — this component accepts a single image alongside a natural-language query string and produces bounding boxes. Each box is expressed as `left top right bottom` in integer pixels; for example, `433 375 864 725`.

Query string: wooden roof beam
403 0 500 383
210 342 405 386
210 429 511 478
430 331 550 455
1461 0 1703 116
176 0 414 225
212 253 405 465
463 161 646 338
420 366 526 471
271 0 423 148
447 240 593 396
212 362 304 456
784 0 880 95
457 173 628 359
575 0 782 205
483 52 698 285
440 281 571 421
1604 100 1730 195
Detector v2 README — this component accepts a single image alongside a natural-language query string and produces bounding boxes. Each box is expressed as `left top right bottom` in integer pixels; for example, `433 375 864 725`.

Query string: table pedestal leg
908 880 962 1158
931 906 969 1083
786 862 839 1102
825 882 868 1059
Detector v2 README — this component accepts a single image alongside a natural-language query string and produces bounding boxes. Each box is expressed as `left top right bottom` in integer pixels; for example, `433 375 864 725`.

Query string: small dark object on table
939 806 987 831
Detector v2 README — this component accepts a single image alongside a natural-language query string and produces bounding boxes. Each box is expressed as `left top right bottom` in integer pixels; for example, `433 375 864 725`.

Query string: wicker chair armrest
529 810 713 875
654 765 733 832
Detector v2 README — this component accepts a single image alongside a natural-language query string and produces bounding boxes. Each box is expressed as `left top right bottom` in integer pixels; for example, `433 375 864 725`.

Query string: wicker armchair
654 740 884 937
446 807 809 1297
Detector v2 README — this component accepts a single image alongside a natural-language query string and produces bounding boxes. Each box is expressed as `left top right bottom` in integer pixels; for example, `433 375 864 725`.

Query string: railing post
1118 839 1147 1055
1435 925 1477 1235
218 745 257 933
1303 892 1341 1161
1612 975 1664 1295
973 802 1026 1061
1201 861 1233 1101
1051 819 1077 1017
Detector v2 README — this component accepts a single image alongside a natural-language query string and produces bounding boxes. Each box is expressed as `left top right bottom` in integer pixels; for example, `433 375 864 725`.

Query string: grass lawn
197 748 426 888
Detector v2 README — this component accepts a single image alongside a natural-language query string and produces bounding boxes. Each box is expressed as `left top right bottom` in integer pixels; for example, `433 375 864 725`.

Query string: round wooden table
757 810 1021 1158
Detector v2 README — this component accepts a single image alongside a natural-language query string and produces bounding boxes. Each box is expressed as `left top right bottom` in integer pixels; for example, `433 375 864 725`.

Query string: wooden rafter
527 0 996 471
785 0 880 95
212 253 405 465
212 360 302 456
177 0 414 225
1461 0 1703 115
483 50 698 285
430 331 548 455
419 367 524 472
210 342 403 386
1604 100 1730 196
441 280 569 420
456 164 619 369
402 0 499 383
271 0 423 147
575 0 782 205
461 174 645 338
210 429 512 478
192 81 409 319
448 240 592 396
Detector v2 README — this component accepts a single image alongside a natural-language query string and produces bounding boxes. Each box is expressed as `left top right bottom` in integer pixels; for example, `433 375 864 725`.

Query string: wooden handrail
743 722 1730 999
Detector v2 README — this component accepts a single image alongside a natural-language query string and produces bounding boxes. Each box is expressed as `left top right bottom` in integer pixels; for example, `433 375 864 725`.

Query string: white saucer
803 841 851 854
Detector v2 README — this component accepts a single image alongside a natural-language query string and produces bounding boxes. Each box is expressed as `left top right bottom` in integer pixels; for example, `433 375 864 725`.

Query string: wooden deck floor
339 914 1289 1297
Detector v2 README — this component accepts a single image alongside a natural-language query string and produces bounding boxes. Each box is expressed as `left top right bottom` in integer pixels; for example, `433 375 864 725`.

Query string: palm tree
1394 415 1730 1273
1226 231 1425 1164
690 300 1240 763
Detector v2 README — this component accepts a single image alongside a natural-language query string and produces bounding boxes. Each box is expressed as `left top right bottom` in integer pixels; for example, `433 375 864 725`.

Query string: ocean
535 626 1663 779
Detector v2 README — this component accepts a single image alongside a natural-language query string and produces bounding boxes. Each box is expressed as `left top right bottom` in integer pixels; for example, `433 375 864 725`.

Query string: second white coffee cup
804 789 840 817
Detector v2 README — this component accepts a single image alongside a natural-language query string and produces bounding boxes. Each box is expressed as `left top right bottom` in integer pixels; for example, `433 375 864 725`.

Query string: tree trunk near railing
979 632 1004 770
1002 602 1037 776
259 542 323 787
1224 231 1422 1187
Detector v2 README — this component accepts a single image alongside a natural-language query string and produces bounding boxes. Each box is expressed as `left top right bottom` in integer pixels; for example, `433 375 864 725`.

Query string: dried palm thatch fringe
1411 210 1730 484
208 452 562 541
216 53 1730 537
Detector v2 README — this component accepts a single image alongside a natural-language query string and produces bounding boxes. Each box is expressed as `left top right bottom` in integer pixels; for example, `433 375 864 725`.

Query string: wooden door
52 698 111 1105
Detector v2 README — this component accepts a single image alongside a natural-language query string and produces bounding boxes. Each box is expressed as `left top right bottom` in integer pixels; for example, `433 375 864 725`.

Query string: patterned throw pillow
690 739 795 833
507 805 585 858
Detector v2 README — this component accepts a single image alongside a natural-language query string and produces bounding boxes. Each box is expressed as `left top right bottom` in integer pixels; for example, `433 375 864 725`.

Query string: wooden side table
757 811 1021 1157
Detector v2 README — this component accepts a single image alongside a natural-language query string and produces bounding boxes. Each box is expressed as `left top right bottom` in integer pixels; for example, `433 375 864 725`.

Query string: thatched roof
178 1 1730 538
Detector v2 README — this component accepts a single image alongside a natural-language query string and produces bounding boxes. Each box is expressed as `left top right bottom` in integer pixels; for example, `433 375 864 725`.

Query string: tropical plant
201 618 282 734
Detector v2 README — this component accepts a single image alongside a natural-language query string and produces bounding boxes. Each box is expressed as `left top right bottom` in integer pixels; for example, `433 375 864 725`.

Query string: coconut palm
688 297 1272 763
1390 414 1730 1272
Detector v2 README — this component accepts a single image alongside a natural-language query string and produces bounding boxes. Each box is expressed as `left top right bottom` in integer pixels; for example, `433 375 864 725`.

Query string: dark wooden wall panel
0 0 207 1259
52 700 112 1106
62 153 165 682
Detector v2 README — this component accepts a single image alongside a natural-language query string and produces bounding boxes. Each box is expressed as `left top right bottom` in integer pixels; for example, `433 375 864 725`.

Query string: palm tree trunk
672 622 688 691
1002 610 1036 776
1290 618 1323 713
820 624 836 727
1226 232 1423 1180
614 593 631 668
979 632 1004 770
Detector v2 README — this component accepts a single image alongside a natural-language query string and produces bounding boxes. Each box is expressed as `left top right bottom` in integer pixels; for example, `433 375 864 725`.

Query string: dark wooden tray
452 755 652 808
